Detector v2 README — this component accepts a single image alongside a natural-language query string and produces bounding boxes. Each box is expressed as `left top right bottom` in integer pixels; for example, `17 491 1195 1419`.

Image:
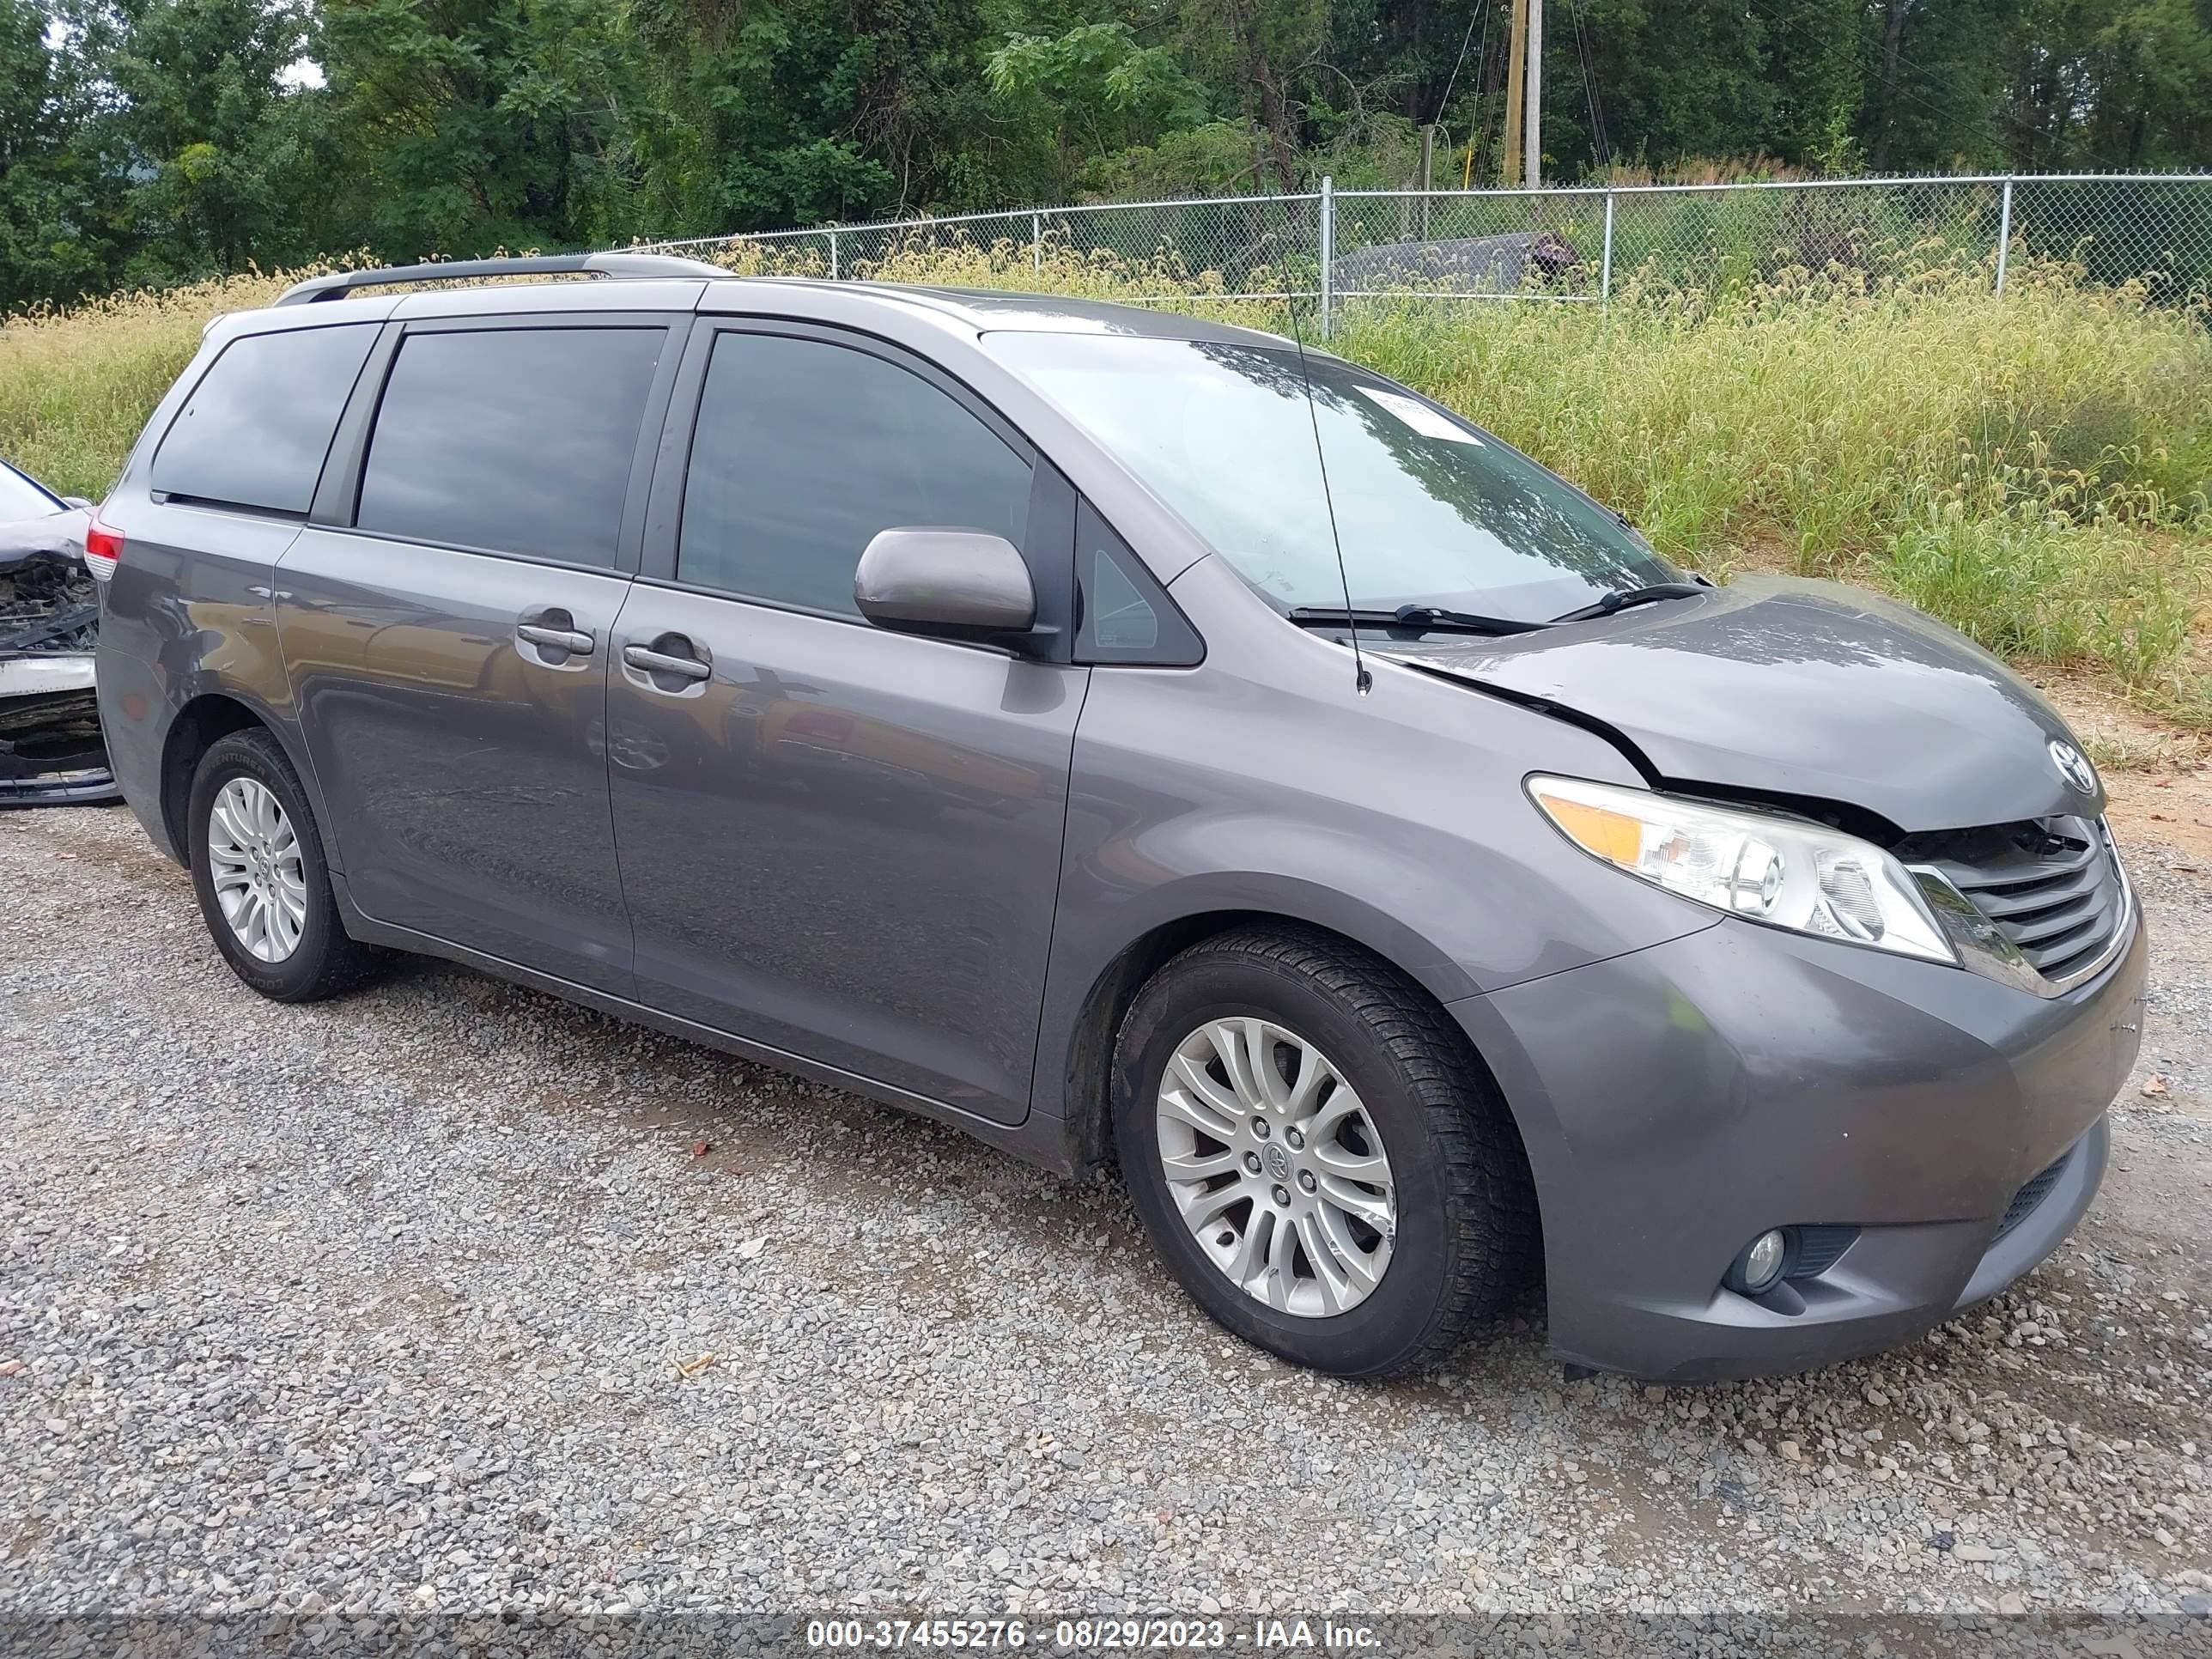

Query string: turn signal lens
1539 796 1644 866
1528 775 1955 965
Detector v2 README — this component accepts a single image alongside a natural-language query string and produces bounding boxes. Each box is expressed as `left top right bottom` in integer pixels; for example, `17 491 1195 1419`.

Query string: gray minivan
91 253 2146 1383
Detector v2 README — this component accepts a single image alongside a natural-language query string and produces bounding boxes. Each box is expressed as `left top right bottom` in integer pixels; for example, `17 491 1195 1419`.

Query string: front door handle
623 644 711 681
519 623 594 654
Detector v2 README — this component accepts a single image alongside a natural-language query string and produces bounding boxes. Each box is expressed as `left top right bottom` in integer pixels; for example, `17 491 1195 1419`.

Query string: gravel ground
2 804 2209 1631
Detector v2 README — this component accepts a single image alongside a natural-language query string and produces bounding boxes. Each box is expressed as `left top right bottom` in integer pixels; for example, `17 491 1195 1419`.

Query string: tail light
82 514 122 581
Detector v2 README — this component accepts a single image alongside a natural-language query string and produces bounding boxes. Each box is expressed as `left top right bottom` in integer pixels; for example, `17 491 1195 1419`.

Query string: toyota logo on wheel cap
2049 738 2098 797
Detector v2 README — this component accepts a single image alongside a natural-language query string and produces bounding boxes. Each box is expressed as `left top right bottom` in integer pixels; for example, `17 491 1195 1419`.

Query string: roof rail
272 252 731 307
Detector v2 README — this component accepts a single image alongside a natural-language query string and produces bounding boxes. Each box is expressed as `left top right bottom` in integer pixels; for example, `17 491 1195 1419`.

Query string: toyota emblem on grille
2048 738 2098 796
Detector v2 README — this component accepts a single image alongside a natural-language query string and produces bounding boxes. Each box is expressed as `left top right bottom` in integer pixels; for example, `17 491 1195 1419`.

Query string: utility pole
1502 0 1528 186
1524 0 1542 187
1418 123 1435 239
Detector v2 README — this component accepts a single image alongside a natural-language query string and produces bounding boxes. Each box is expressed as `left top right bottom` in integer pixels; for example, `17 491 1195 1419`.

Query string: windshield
988 332 1677 623
0 463 64 525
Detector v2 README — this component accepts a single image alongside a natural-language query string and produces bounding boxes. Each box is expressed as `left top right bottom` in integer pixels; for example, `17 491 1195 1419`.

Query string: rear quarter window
152 324 380 514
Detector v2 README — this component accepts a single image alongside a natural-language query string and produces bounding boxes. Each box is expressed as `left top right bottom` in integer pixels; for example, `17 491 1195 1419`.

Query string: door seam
1019 665 1097 1121
601 579 644 999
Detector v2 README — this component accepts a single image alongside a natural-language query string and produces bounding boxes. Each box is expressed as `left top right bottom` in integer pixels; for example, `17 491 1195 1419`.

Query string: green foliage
1074 119 1267 200
320 0 647 256
5 0 341 306
0 0 115 309
987 21 1211 199
7 0 2212 313
1881 505 2201 701
104 0 325 264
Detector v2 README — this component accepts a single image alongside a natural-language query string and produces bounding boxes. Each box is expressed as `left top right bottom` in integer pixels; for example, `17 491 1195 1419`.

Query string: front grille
1900 815 2126 984
1994 1148 2071 1243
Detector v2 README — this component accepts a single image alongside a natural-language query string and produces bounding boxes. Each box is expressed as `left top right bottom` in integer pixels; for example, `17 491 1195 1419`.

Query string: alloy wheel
205 776 307 963
1154 1018 1397 1316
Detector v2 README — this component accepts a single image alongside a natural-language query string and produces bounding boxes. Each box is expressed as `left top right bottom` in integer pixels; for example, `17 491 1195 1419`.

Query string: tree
985 21 1209 199
0 0 119 310
319 0 643 259
10 0 2212 313
65 0 338 284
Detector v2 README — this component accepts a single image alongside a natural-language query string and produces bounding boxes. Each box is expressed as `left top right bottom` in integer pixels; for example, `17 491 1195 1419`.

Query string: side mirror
854 528 1044 651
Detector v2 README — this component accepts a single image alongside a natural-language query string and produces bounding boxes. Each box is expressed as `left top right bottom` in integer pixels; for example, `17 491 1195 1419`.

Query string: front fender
1035 647 1723 1139
1069 822 1494 1006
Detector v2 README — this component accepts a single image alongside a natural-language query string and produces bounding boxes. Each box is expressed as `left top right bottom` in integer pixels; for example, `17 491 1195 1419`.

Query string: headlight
1528 775 1955 964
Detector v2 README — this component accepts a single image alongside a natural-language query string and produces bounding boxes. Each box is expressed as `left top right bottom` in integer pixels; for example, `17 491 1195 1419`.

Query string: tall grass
0 271 293 501
4 242 2208 720
1330 264 2212 549
1322 263 2211 717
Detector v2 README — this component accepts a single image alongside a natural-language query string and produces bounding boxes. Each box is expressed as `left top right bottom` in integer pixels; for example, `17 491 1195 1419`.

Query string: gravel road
3 804 2209 1632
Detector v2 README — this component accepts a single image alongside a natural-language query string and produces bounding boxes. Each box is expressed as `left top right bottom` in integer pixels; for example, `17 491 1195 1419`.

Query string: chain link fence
638 173 2212 335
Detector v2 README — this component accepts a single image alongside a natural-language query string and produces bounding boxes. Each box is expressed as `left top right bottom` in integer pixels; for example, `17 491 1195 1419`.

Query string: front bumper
1451 908 2148 1382
0 654 118 808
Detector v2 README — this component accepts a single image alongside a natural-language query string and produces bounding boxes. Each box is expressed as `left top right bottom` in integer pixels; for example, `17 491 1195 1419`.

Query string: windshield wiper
1548 581 1710 623
1285 604 1550 636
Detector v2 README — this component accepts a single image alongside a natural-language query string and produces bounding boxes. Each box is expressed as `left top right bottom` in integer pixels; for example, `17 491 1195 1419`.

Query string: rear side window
356 327 664 567
678 331 1032 615
153 324 377 514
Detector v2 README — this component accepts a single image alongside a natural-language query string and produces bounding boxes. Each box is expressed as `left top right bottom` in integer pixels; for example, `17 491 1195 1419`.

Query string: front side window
988 331 1677 625
356 326 664 567
678 331 1032 616
153 324 378 514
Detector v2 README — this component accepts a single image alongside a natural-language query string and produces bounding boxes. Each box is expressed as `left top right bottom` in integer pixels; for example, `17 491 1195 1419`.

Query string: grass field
4 246 2208 725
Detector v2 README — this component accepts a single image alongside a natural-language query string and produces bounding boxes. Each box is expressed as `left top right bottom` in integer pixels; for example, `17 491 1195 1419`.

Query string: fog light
1728 1229 1790 1295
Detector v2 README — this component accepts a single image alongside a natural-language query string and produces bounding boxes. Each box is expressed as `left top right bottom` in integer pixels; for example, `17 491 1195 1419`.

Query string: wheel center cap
1264 1142 1292 1182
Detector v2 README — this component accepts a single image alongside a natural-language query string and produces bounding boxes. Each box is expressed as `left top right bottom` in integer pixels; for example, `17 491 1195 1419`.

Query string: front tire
1114 927 1536 1378
187 728 378 1002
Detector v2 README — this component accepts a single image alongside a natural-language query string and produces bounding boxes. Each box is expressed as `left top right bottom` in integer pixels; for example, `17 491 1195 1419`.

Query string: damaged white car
1 459 115 806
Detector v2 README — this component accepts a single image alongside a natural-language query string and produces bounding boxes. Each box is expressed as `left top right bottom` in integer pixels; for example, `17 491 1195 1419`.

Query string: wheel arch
158 691 333 870
1049 896 1527 1194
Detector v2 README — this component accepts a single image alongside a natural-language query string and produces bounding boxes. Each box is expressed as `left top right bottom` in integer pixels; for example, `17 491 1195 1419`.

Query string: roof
842 283 1296 348
231 255 1295 351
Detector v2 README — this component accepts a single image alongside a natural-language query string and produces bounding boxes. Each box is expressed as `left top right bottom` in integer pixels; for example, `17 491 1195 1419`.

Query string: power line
1464 0 1499 185
1434 0 1491 127
1565 0 1609 169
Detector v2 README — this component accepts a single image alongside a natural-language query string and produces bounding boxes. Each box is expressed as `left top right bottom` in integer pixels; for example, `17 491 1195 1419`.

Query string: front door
278 318 677 994
606 324 1085 1123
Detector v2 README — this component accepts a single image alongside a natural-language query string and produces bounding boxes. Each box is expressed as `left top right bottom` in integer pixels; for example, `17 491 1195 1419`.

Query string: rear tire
1113 927 1536 1378
187 728 378 1002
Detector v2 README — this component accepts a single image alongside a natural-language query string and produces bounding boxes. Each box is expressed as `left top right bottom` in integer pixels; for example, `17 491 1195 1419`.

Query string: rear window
355 326 664 567
152 324 378 514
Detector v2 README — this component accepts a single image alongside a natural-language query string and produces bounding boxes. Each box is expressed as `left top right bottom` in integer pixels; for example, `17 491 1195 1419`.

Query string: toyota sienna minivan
89 252 2147 1383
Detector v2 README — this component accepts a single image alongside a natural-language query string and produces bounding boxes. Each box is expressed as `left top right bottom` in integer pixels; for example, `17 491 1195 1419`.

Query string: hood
1370 575 2099 835
0 506 89 573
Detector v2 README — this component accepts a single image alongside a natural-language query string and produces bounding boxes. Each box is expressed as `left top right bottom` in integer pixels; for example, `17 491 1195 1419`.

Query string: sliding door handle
518 623 594 654
623 644 711 681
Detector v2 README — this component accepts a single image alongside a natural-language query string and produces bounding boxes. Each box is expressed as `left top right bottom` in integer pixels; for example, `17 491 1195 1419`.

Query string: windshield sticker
1355 386 1484 445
